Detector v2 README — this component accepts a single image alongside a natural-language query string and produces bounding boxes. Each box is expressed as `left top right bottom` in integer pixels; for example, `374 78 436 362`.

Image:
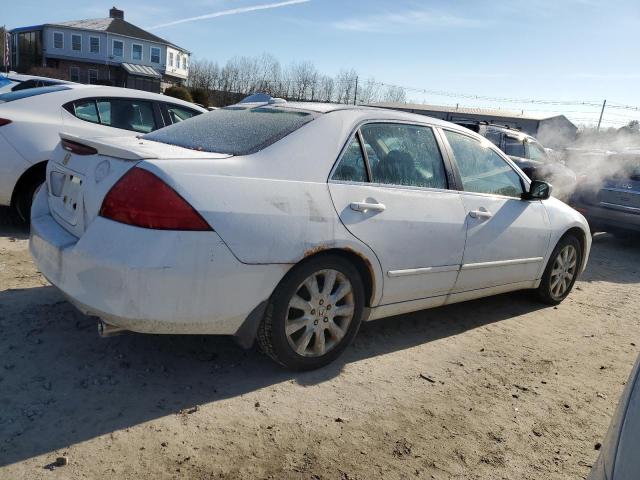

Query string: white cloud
148 0 310 30
332 9 486 33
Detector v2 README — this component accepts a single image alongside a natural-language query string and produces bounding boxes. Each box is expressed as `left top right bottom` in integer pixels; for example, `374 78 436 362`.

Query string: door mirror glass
523 180 551 200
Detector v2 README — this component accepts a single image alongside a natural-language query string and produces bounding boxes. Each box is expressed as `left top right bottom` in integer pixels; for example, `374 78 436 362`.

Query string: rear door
441 129 550 292
328 122 467 305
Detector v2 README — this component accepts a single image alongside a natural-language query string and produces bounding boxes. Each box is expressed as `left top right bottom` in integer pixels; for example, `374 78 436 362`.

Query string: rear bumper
29 187 288 335
571 198 640 233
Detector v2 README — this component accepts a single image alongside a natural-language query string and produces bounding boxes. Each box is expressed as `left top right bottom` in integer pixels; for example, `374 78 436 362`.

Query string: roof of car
242 101 466 130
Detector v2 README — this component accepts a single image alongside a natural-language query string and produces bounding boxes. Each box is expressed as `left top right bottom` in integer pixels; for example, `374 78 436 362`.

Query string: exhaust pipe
97 320 128 338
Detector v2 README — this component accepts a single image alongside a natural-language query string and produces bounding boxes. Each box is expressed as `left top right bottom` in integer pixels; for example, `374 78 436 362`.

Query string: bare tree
187 54 407 106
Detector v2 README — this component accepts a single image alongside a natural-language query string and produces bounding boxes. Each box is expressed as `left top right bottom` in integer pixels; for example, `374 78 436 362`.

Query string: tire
14 179 42 224
257 254 365 370
535 234 582 305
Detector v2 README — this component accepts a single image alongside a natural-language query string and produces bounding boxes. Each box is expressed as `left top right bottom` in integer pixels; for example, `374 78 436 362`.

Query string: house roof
371 102 572 123
45 17 188 52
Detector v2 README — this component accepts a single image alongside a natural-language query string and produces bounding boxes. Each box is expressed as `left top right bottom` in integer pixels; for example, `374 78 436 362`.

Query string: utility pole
597 99 607 132
353 76 358 105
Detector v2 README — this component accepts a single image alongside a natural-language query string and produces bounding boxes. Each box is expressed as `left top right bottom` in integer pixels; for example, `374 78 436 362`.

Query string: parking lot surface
0 207 638 480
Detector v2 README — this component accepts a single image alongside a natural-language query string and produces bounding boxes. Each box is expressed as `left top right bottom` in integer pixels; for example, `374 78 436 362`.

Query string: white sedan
0 84 206 221
30 101 591 370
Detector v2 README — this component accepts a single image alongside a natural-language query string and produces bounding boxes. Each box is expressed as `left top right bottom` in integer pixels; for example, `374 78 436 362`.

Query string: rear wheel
257 255 365 370
14 179 42 223
536 235 582 305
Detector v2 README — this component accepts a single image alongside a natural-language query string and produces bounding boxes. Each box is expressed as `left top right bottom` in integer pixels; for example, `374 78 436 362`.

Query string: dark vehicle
571 150 640 236
457 122 577 201
589 354 640 480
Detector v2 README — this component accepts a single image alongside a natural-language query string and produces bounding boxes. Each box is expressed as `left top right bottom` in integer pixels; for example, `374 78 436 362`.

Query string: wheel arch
10 160 47 209
561 226 588 271
298 247 378 308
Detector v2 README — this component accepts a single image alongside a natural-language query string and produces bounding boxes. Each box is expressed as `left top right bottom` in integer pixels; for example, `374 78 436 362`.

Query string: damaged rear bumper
29 187 287 337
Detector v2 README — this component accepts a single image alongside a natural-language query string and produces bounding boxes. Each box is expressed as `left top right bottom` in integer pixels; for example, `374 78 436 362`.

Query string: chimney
109 7 124 20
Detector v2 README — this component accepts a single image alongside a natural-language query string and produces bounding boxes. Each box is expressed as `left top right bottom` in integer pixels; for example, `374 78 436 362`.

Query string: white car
0 84 206 221
30 101 591 370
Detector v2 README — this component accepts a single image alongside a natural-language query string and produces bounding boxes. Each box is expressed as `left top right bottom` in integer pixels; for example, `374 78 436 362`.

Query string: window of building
112 40 123 57
132 43 143 61
88 69 98 84
71 34 81 51
53 32 63 49
69 66 80 82
181 56 186 70
150 47 160 64
90 36 100 53
168 52 174 67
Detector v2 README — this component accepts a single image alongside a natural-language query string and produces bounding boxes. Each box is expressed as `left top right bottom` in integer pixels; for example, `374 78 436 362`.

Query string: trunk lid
596 152 640 215
47 133 231 237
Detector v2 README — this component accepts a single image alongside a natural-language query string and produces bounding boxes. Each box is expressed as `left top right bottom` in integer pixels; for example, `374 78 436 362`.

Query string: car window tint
73 100 100 123
332 136 368 182
360 123 447 189
97 99 157 133
503 136 526 158
445 130 523 198
166 105 200 124
143 106 317 155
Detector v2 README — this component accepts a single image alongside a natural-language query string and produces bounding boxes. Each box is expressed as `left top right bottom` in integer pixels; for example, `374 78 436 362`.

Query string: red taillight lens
61 139 98 156
99 168 212 231
0 118 12 127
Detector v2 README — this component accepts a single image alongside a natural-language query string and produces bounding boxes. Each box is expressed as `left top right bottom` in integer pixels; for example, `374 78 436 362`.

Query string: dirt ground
0 206 638 480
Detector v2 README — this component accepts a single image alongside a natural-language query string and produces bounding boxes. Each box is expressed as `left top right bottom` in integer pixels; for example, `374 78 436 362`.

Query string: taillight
99 168 212 231
61 138 98 156
0 118 12 126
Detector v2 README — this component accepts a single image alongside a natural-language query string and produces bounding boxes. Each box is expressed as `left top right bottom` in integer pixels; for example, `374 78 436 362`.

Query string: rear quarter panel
138 161 385 305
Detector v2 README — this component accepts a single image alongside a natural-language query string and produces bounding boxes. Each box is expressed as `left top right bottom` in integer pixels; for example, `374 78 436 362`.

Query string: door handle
469 209 493 219
350 201 386 213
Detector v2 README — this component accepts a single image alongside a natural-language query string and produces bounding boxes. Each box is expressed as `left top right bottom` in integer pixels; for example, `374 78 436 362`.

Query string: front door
328 123 467 305
441 129 551 292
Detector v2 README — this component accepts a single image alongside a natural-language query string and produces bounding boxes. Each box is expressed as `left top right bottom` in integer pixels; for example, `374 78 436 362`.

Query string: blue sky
5 0 639 126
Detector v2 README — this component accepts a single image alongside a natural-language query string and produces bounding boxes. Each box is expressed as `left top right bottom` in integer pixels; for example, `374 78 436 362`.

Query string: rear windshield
0 85 71 103
143 106 318 155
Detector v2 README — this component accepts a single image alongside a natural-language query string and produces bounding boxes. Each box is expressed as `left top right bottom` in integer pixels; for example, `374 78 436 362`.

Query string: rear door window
65 98 158 133
332 136 368 182
360 123 448 189
97 99 157 133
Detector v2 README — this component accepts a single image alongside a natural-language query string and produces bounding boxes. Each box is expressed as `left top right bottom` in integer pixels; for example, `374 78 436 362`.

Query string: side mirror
522 180 551 200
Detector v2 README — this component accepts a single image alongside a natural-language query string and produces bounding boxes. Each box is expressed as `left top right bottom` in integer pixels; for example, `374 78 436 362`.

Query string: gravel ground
0 206 638 480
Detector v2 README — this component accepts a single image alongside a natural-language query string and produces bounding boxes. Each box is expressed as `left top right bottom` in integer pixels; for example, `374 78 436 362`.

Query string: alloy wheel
285 269 355 357
550 244 578 299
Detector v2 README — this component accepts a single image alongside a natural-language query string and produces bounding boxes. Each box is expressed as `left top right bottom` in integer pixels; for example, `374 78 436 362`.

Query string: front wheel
536 235 582 305
257 255 365 370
